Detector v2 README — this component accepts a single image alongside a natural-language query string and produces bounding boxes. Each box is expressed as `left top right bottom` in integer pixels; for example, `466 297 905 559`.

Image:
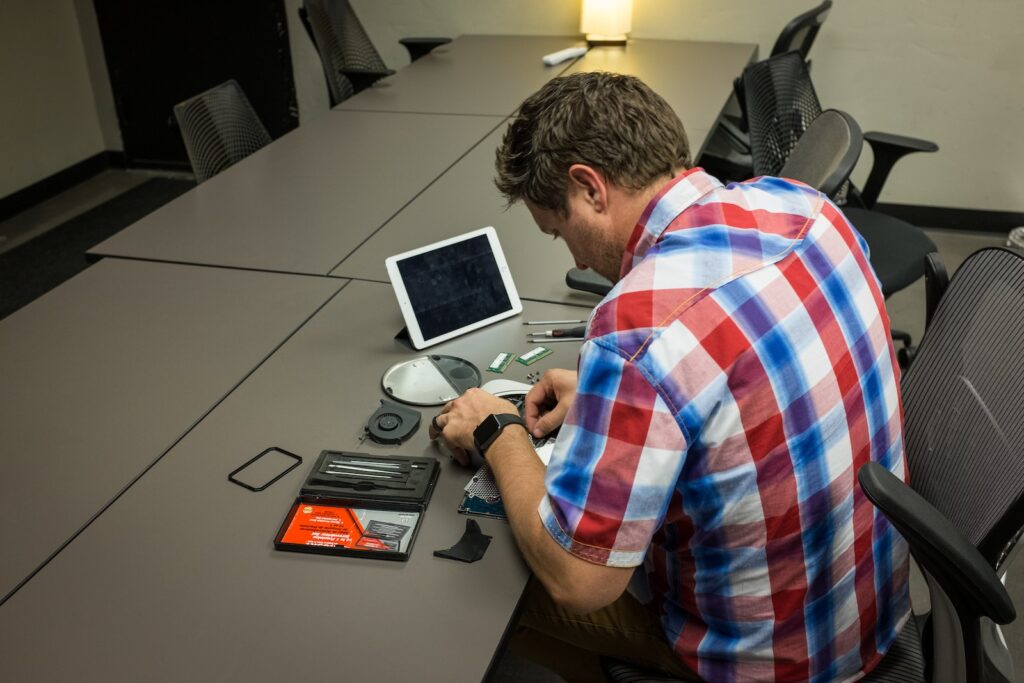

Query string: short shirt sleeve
538 338 688 567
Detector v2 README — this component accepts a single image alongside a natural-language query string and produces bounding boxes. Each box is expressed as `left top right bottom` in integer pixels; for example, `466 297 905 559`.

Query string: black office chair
298 0 450 106
859 246 1024 682
744 51 937 362
700 1 833 181
565 108 864 301
779 108 862 199
602 248 1024 683
172 80 272 184
770 0 833 64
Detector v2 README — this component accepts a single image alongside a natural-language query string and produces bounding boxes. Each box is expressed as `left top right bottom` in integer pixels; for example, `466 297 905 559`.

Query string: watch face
474 415 501 450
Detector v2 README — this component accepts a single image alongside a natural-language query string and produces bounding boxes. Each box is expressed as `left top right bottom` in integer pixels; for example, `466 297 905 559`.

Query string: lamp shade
580 0 633 41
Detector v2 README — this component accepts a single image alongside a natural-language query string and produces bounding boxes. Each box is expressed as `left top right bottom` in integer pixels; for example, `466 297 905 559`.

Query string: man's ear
567 164 608 213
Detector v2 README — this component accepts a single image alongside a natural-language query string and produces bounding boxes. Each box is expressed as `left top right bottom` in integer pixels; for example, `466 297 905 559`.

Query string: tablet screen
395 233 513 340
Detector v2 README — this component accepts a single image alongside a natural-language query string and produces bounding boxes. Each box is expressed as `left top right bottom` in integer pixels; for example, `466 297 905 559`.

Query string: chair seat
600 617 925 683
844 207 936 298
861 616 927 682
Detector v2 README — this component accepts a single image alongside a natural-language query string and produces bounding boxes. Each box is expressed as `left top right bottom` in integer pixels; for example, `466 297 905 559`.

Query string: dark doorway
94 0 298 169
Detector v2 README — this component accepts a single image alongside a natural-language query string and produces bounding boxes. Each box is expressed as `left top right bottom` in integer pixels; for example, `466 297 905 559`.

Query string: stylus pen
528 338 584 343
524 319 586 325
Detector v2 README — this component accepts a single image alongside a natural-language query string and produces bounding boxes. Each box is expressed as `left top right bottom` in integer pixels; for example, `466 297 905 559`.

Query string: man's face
524 193 624 283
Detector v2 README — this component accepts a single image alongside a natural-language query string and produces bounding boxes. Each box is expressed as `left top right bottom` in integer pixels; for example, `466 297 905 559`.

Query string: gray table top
329 122 710 306
0 259 344 603
331 39 756 304
330 124 606 307
0 280 586 681
88 111 502 275
335 34 586 116
564 39 758 156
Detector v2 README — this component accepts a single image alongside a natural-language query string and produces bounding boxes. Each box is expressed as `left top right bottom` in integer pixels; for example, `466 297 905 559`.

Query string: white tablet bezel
385 226 523 349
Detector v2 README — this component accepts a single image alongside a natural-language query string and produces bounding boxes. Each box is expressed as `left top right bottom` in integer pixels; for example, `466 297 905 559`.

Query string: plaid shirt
539 169 911 682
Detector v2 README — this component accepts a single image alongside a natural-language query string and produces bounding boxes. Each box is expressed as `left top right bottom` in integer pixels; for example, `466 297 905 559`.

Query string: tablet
385 227 522 349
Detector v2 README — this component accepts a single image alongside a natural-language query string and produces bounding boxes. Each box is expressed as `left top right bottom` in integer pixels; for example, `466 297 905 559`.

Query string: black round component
366 399 421 445
377 413 401 431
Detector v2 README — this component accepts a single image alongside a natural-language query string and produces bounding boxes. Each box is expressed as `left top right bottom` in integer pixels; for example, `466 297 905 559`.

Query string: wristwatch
473 413 527 456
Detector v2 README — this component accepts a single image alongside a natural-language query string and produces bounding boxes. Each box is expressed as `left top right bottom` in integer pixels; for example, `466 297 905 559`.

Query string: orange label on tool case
280 504 366 548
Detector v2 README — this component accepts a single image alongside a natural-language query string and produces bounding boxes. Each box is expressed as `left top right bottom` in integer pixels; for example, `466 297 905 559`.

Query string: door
94 0 298 168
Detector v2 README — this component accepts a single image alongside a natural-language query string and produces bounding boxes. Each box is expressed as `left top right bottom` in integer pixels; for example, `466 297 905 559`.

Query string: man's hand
428 388 519 465
524 369 578 438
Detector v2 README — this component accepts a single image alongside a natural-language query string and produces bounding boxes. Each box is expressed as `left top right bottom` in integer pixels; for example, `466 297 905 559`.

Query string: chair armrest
399 37 452 62
858 462 1016 625
339 67 396 94
860 131 939 209
924 252 949 330
566 268 612 297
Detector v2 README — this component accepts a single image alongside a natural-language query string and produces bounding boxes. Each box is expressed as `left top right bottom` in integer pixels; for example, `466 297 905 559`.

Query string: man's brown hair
495 72 691 214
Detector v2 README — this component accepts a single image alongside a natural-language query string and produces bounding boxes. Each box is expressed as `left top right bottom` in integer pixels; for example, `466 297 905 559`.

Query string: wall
630 0 1024 213
288 0 1021 213
6 1 1020 213
0 0 108 198
73 0 121 151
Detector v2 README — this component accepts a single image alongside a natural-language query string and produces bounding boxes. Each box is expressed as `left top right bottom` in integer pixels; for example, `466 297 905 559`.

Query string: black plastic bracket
228 447 303 492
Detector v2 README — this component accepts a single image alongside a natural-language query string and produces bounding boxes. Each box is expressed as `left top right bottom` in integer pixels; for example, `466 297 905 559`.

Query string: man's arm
486 427 633 614
430 387 632 614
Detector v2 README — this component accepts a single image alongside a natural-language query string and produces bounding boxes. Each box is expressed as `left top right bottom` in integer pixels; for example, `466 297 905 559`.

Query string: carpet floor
0 178 194 321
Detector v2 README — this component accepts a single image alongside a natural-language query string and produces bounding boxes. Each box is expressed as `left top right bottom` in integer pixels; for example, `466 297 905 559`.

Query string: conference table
87 35 756 299
89 111 503 275
330 123 609 306
0 281 583 680
0 258 343 603
335 34 590 116
1 34 758 680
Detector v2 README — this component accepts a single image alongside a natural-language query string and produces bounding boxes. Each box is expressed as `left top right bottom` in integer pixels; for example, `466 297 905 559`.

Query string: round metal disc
381 355 481 406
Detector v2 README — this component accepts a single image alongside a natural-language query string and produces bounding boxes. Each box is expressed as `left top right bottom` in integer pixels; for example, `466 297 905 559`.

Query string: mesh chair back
173 80 271 184
780 109 862 199
902 247 1024 569
770 1 833 59
303 0 388 105
743 51 824 178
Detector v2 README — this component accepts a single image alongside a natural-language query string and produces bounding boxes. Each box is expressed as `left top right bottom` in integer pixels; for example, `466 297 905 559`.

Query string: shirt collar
620 167 723 279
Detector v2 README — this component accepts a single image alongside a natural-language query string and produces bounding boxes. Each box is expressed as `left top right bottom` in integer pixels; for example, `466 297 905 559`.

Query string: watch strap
474 413 527 454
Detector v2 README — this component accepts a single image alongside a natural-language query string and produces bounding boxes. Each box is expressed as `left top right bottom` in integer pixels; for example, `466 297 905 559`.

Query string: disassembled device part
381 355 481 406
366 399 421 445
517 346 553 366
487 352 516 373
434 518 492 563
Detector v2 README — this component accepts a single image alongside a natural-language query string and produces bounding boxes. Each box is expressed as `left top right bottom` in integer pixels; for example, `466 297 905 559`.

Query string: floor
0 169 188 257
0 177 1018 680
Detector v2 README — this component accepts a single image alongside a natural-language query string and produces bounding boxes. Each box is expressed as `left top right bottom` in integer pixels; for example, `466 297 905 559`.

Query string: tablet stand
394 326 415 351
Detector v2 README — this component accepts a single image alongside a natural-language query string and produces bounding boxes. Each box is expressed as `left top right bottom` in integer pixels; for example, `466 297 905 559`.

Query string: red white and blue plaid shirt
539 169 911 682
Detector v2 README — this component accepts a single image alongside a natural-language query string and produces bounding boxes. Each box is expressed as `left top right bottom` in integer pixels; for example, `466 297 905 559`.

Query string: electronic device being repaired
458 380 559 520
381 354 480 406
366 399 420 444
274 450 440 561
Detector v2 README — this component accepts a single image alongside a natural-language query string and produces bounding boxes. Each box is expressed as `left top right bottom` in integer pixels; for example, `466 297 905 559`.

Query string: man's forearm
485 428 631 612
486 429 569 592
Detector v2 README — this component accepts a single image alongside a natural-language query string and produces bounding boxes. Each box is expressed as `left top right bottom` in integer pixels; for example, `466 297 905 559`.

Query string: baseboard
0 151 126 223
875 202 1023 234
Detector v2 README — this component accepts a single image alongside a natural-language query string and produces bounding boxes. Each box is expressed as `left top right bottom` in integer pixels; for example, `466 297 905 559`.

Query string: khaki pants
508 579 701 683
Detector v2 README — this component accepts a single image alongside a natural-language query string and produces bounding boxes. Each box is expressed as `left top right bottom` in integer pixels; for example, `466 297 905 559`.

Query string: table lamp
580 0 633 46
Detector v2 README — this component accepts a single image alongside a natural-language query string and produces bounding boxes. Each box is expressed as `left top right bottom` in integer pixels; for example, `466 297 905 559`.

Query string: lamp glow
580 0 633 46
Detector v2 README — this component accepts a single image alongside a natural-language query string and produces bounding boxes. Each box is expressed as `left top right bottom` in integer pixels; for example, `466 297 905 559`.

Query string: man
430 73 910 682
